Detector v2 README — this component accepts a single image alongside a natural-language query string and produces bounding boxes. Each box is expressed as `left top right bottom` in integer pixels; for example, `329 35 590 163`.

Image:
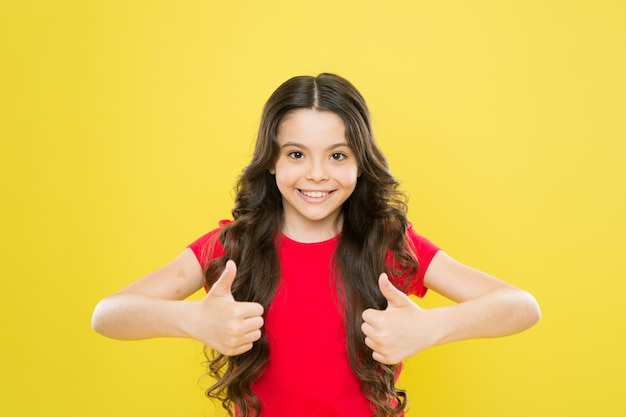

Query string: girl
92 73 540 417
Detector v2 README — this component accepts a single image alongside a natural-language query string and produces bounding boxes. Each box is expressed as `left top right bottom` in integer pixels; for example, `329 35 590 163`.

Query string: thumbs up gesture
185 260 264 356
361 273 439 364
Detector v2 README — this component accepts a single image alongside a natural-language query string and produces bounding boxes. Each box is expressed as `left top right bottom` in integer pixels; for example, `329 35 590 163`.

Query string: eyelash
287 151 347 161
288 151 304 159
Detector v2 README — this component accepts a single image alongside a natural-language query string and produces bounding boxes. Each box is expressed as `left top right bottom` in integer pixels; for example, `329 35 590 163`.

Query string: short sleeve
404 224 440 297
187 220 232 269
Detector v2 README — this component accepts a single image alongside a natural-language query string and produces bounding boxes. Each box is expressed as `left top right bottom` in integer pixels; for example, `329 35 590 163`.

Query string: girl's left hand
361 273 444 365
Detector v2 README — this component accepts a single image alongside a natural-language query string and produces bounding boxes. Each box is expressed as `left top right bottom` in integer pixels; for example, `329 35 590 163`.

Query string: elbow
91 299 110 336
497 288 541 335
520 290 541 330
91 303 103 334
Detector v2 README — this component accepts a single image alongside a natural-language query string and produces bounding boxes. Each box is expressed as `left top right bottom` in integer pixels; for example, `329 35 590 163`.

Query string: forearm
91 293 192 340
433 288 541 346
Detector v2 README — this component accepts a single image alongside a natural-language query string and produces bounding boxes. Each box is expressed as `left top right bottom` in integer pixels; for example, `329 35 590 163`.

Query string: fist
188 260 264 356
361 273 426 364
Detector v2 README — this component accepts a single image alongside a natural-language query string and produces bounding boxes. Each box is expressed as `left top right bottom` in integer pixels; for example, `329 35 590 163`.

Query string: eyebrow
280 141 351 150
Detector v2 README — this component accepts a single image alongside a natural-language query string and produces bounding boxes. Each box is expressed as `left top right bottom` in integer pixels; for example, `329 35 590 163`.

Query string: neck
281 217 342 243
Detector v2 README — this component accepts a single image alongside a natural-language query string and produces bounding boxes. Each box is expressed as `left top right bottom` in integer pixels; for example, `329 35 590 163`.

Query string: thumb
207 260 237 299
379 273 409 309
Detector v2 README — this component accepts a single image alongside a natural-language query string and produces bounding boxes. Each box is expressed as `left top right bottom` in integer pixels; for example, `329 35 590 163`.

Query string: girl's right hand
184 260 265 356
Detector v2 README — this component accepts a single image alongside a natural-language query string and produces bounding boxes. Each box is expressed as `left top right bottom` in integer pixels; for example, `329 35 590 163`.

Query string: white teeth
301 190 328 198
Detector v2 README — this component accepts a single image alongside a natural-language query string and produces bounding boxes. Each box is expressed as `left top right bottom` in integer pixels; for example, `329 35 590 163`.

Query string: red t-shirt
188 221 439 417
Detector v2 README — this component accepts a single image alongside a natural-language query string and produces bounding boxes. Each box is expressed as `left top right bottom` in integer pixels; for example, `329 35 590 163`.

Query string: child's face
271 108 359 236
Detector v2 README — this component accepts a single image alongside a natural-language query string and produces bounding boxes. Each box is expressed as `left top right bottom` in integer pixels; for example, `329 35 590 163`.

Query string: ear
269 167 276 175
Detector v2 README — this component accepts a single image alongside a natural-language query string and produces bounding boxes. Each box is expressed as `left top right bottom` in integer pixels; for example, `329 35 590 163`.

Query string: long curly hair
202 73 419 417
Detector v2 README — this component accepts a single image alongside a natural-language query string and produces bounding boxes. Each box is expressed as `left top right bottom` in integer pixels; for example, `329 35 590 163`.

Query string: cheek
335 166 360 187
274 164 299 186
346 163 360 180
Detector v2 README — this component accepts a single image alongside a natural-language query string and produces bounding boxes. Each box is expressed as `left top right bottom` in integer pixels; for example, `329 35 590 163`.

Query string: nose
305 158 329 182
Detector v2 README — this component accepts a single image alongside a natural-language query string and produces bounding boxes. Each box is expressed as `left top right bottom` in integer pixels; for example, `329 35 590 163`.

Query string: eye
330 152 347 161
287 151 304 159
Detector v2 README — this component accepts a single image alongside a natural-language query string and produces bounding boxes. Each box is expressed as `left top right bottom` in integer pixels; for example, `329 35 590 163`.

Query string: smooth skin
362 252 540 364
92 108 540 363
91 248 540 362
270 109 359 242
92 253 264 356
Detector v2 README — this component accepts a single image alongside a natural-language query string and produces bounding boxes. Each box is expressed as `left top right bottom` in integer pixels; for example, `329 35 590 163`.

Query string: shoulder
187 219 232 269
406 222 440 272
399 223 441 297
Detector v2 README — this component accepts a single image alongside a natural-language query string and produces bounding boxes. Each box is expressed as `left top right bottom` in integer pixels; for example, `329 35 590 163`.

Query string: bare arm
362 251 541 364
91 248 206 340
423 251 541 344
91 250 264 355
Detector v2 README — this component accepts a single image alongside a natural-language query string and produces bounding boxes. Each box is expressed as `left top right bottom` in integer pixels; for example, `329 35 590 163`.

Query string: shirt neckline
278 231 342 246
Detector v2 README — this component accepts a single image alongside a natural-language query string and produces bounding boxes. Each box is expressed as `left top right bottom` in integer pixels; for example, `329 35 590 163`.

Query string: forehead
277 109 347 144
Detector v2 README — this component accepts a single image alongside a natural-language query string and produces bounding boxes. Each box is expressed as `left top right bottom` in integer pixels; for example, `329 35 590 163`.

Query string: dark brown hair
203 73 419 417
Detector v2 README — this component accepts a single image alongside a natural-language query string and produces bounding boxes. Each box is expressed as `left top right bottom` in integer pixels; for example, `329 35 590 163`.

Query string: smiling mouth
299 190 331 198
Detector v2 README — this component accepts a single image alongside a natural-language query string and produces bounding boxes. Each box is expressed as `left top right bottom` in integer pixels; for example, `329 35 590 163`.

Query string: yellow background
2 1 625 416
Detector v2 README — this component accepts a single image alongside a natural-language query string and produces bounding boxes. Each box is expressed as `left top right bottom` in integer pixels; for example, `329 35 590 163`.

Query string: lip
298 189 335 202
